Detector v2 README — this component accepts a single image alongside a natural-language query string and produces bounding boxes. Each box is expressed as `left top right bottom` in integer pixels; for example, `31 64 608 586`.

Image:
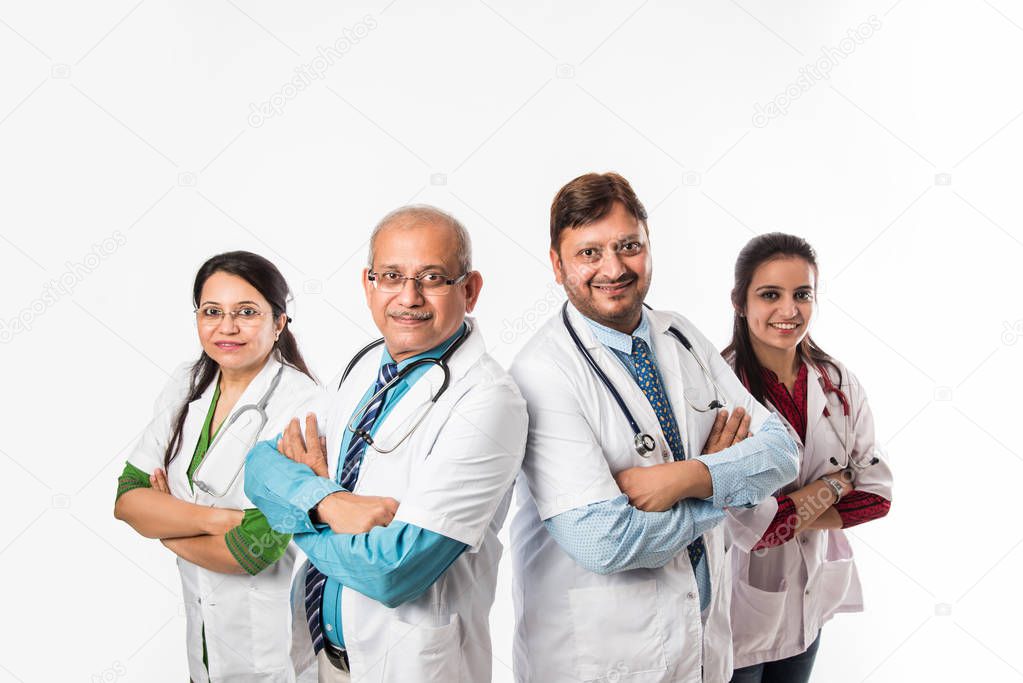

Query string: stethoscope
562 302 726 457
338 320 473 454
817 367 879 471
192 363 285 497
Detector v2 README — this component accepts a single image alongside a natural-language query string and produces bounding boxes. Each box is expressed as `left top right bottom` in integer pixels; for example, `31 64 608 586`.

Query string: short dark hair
549 172 648 249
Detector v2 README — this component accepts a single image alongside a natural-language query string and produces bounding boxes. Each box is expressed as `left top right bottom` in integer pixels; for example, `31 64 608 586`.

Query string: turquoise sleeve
244 438 344 533
295 522 467 609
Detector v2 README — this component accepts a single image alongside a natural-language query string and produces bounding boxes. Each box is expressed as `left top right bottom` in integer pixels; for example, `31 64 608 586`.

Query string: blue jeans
729 630 821 683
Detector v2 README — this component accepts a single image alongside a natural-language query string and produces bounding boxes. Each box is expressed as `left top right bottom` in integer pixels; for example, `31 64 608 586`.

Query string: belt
322 641 351 673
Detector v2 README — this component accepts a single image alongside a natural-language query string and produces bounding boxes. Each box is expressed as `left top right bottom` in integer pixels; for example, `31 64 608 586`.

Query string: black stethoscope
337 320 473 454
562 302 726 456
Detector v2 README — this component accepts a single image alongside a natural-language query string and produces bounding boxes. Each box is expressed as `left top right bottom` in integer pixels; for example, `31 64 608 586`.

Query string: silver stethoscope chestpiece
634 433 656 455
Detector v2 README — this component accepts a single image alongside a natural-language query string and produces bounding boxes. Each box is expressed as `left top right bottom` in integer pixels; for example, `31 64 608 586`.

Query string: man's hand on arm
701 407 751 455
312 491 399 535
277 413 329 478
614 408 750 512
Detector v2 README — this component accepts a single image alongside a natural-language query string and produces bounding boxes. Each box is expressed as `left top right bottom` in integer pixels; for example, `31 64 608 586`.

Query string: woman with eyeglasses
114 251 320 683
722 234 894 683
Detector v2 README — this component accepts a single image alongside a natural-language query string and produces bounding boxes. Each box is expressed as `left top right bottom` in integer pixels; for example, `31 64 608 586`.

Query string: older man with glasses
244 205 527 683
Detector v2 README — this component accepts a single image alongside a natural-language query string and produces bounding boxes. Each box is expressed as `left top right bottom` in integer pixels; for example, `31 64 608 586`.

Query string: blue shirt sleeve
295 522 467 609
245 439 468 609
543 493 725 575
693 412 799 509
244 438 343 533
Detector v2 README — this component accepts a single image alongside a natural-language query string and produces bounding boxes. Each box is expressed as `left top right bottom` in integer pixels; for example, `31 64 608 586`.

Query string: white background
1 1 1021 681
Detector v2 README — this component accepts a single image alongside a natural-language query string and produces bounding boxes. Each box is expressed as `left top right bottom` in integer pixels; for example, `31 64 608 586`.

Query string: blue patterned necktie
629 337 706 568
305 361 398 654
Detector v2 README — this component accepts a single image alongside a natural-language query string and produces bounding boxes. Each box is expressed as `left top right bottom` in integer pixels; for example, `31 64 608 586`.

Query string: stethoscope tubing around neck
339 320 474 454
561 303 646 439
216 360 285 434
192 360 286 497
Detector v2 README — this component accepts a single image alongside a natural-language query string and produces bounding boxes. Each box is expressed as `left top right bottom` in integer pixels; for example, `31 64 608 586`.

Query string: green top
116 382 291 576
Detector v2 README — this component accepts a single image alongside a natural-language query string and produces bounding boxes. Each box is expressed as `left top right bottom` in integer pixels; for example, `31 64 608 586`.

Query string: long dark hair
163 251 314 468
722 233 843 406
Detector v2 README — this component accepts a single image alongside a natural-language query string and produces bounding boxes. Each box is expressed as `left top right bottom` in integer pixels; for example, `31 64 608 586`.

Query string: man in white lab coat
510 173 800 682
245 205 527 683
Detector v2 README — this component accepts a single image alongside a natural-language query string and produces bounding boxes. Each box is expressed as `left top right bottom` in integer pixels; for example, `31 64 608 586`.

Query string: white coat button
687 592 696 600
725 495 733 504
801 537 808 544
805 589 811 595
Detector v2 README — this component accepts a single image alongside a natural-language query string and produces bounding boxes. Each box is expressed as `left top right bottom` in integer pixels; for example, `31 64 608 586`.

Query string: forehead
560 202 644 246
199 271 268 304
373 221 460 269
751 256 815 286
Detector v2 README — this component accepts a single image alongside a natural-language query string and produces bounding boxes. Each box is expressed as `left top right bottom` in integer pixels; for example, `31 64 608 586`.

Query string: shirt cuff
285 477 345 533
695 442 756 508
225 509 293 576
116 461 151 501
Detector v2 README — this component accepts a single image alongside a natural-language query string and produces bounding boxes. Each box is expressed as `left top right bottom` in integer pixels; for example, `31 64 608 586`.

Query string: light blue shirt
544 311 797 611
244 325 469 647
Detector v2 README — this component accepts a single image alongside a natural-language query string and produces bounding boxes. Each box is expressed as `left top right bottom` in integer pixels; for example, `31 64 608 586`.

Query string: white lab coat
288 318 527 683
128 353 319 683
724 357 894 669
510 304 780 683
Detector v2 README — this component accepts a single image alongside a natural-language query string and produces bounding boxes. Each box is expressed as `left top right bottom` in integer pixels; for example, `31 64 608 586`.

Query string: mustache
589 273 637 286
387 309 433 320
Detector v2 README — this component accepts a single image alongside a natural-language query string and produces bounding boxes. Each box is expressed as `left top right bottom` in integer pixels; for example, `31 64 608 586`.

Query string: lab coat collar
803 359 836 466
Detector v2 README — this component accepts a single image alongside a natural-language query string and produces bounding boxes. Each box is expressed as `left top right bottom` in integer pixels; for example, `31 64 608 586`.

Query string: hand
315 492 399 534
278 413 329 478
701 407 751 455
149 468 171 494
615 464 682 512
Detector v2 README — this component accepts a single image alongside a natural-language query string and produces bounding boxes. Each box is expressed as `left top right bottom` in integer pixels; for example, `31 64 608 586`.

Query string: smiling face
363 221 482 362
551 201 652 334
196 271 285 376
743 255 817 357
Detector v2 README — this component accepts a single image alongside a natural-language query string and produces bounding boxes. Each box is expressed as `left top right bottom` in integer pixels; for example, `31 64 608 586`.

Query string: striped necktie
629 337 706 568
305 361 399 655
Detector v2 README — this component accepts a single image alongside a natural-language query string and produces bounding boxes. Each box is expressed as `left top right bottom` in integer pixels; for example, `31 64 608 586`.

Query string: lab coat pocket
730 578 787 655
568 580 667 682
381 613 462 683
248 584 295 677
819 531 857 620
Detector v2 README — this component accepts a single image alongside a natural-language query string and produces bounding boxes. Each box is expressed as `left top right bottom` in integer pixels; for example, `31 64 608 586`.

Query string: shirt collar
582 309 652 356
381 321 467 370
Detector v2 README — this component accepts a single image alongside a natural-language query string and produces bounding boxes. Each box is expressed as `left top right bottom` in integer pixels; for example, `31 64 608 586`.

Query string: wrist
201 508 224 535
819 475 844 503
675 460 713 501
315 491 348 523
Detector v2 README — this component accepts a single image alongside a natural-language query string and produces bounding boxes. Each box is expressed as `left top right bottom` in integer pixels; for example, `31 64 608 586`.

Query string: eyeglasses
195 306 268 326
367 271 468 295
